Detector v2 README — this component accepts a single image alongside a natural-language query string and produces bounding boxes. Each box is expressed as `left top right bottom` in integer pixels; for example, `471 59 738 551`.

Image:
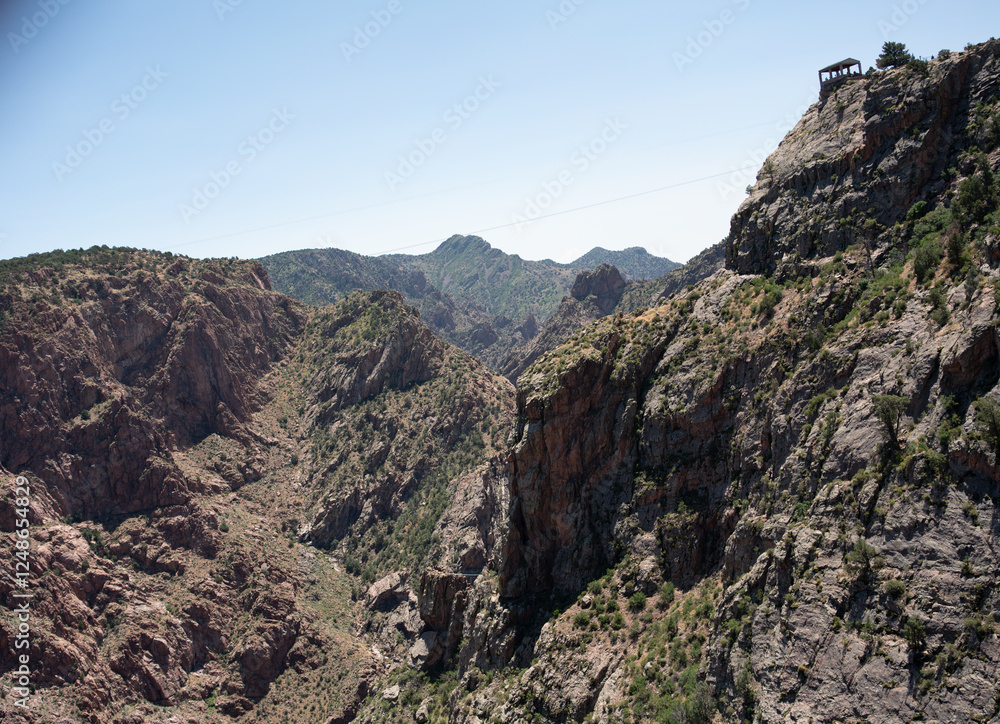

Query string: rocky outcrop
569 264 626 312
500 265 632 383
424 41 1000 724
498 288 749 599
727 41 1000 274
297 293 514 548
407 570 471 669
0 253 305 522
303 290 440 417
500 326 654 596
263 237 679 374
0 251 384 724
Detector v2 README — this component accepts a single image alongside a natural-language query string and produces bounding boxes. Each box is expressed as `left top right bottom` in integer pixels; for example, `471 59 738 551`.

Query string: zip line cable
163 118 780 255
374 168 736 255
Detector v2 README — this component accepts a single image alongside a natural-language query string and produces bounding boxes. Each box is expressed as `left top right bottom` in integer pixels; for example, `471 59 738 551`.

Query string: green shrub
908 58 930 76
946 229 969 271
845 538 883 581
954 158 997 230
964 615 990 639
658 582 675 608
683 681 717 724
628 592 647 612
883 579 906 599
955 176 990 227
696 600 714 620
877 41 914 69
928 285 950 326
906 200 929 221
974 397 1000 456
873 394 908 447
990 111 1000 149
913 242 941 284
903 617 926 654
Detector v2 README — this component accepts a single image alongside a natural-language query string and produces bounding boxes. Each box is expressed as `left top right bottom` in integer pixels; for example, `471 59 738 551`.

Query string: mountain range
1 38 999 724
259 239 679 374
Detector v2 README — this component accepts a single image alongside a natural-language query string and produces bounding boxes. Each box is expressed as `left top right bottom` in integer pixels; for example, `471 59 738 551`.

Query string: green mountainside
260 235 678 373
388 235 577 325
568 246 681 281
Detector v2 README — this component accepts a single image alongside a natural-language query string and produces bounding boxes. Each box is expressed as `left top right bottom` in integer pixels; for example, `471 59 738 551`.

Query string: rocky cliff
355 39 1000 724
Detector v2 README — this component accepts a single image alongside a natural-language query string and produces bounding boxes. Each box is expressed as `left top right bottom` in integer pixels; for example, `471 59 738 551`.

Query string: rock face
500 321 659 597
0 254 304 522
727 43 999 274
296 291 514 549
569 263 626 311
501 265 631 383
417 42 1000 724
0 251 511 724
407 569 471 669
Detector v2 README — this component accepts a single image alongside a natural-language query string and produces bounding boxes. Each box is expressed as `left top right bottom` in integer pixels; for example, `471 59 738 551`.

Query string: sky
0 1 997 265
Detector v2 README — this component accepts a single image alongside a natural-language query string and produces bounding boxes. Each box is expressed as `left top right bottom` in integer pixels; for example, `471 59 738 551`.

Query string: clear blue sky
0 1 995 264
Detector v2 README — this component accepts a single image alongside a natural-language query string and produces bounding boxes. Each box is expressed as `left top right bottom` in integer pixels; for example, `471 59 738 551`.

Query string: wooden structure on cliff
819 58 863 98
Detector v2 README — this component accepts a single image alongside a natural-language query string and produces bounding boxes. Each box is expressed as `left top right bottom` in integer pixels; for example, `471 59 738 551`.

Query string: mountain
388 235 578 325
500 243 727 382
568 246 681 281
0 248 512 723
2 37 1000 724
352 39 1000 723
260 238 678 373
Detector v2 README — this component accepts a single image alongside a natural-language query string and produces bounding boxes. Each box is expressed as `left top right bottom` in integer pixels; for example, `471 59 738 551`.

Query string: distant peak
435 235 492 254
567 246 678 281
